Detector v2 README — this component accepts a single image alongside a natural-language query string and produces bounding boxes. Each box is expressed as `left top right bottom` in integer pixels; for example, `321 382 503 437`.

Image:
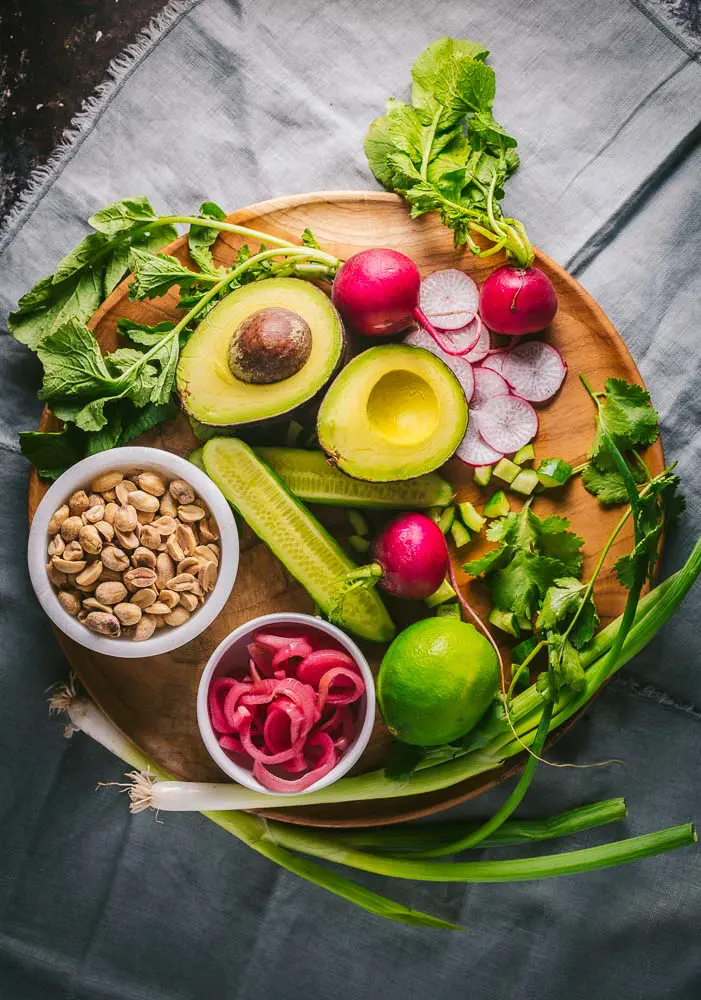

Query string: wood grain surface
28 191 663 827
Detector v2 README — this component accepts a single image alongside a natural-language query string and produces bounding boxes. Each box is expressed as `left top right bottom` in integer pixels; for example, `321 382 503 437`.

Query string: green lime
377 617 499 746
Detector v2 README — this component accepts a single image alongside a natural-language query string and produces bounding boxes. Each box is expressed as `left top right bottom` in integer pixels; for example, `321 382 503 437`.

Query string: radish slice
427 316 482 357
472 367 511 409
404 328 474 401
420 269 479 330
502 341 568 402
455 415 504 467
462 322 491 363
480 352 509 377
478 394 539 453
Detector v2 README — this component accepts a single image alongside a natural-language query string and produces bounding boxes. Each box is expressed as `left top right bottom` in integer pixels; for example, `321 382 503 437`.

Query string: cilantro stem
508 640 547 700
407 700 554 858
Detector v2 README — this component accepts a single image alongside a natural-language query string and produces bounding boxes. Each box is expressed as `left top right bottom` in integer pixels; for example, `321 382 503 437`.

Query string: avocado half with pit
317 344 468 482
177 278 345 427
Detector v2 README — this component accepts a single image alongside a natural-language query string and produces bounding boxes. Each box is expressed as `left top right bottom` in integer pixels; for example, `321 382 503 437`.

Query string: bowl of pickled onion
196 612 376 795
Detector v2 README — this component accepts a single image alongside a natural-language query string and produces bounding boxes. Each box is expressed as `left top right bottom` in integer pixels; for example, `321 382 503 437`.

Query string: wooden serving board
28 191 663 827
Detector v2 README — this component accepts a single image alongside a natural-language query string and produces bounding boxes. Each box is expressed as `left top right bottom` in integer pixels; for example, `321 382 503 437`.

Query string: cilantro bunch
365 36 533 265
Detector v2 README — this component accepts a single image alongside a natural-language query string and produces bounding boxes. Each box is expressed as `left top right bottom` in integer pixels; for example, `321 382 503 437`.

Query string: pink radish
404 328 475 402
335 513 449 606
472 366 510 409
420 269 479 329
502 341 567 402
331 250 479 356
455 416 504 467
480 265 558 335
477 394 539 453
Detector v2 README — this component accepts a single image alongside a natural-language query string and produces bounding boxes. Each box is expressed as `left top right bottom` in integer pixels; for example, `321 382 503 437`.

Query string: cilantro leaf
535 516 584 575
463 545 508 577
188 201 226 275
537 577 599 650
582 461 645 505
490 552 564 619
591 379 660 461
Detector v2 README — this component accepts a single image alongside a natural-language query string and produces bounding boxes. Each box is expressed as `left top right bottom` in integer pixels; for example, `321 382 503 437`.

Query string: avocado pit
228 307 312 384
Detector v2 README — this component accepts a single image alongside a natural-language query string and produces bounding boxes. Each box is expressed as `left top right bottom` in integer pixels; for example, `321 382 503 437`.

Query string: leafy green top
365 37 530 263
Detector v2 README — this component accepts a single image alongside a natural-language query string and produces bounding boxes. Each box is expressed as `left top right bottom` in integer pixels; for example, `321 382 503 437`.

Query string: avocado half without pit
177 278 345 427
317 344 468 482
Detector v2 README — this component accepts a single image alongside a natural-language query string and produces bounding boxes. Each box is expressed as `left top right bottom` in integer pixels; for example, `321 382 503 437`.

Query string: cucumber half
202 438 395 643
255 447 454 509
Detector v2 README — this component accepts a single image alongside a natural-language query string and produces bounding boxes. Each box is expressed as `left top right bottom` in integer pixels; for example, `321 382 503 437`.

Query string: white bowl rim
28 446 239 658
197 612 376 797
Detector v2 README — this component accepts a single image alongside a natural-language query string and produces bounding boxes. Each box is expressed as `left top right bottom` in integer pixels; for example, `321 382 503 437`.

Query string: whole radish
372 512 449 600
332 513 450 618
479 265 558 336
332 248 421 337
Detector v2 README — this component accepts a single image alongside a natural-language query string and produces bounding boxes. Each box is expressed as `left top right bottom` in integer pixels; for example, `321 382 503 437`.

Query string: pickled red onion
297 649 357 687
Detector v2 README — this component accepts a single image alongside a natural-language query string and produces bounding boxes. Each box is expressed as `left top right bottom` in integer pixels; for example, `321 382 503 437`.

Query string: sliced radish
462 322 491 363
420 269 479 330
472 367 511 409
502 341 567 402
427 316 482 357
480 351 508 376
404 329 474 401
455 415 504 467
477 394 539 453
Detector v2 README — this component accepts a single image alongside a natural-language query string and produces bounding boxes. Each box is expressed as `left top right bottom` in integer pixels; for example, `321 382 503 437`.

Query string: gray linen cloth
1 1 700 997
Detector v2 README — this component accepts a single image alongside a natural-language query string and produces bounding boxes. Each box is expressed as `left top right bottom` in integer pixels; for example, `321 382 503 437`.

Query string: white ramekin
28 446 238 658
197 612 376 796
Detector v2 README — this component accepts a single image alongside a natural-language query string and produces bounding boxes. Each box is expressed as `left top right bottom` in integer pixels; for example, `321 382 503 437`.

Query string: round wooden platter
29 191 663 827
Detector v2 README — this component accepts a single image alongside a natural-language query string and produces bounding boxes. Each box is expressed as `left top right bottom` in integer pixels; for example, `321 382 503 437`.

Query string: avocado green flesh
317 344 468 482
202 437 395 643
254 448 454 508
177 278 344 427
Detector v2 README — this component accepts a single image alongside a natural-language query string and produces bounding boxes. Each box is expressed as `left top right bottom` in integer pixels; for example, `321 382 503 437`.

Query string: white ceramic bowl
197 612 376 796
28 446 239 658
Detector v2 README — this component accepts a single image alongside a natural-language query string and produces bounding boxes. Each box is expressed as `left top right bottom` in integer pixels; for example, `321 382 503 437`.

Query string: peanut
103 502 118 525
132 547 157 569
102 546 130 572
123 567 157 590
62 540 84 561
84 502 105 524
158 589 179 609
169 479 195 505
164 607 190 627
129 490 160 513
132 616 156 641
48 505 70 535
151 515 177 536
95 581 128 605
155 552 175 590
52 556 87 575
115 480 137 505
75 561 103 587
114 504 138 533
79 524 103 555
47 535 65 557
138 471 167 497
159 492 178 517
139 524 162 550
84 612 121 637
68 490 90 515
131 587 158 609
114 602 142 626
166 572 198 592
178 592 199 612
60 516 84 542
90 471 123 493
178 504 206 523
57 591 81 616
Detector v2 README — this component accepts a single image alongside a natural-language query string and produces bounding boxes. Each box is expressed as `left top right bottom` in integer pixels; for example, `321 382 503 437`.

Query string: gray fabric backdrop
1 1 700 997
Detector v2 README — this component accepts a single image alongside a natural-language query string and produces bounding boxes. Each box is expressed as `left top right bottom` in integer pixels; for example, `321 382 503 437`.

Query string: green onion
50 684 461 931
334 798 627 852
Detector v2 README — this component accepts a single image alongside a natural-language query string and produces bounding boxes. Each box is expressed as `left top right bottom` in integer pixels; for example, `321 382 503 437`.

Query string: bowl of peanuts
28 447 239 657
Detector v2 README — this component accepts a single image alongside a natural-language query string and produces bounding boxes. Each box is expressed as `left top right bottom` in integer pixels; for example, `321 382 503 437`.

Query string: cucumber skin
202 438 395 643
255 447 454 509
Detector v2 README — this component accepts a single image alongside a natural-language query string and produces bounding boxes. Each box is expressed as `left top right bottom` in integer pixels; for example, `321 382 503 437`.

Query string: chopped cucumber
493 458 520 484
488 607 520 637
426 506 444 524
510 469 539 496
188 447 205 472
425 578 457 608
513 444 536 465
348 534 370 554
285 420 304 447
203 438 395 643
516 613 532 632
254 448 454 508
483 490 510 518
537 457 574 488
473 465 493 488
435 601 461 619
457 501 486 533
450 520 471 549
512 636 540 664
438 506 456 534
347 509 369 537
